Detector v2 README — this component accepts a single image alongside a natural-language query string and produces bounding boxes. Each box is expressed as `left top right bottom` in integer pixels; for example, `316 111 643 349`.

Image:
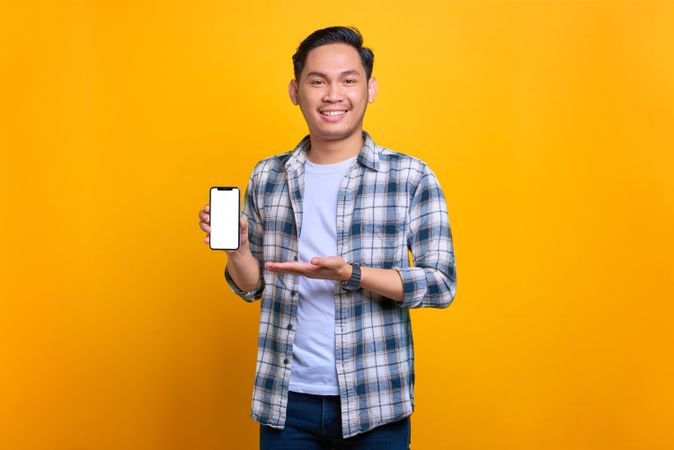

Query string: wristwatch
341 262 361 291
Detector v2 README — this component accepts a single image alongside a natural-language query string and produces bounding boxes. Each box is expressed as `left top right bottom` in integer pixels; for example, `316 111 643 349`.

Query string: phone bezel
209 186 241 251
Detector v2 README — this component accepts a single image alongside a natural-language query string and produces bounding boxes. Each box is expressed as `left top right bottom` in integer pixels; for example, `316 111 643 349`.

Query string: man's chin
312 126 361 142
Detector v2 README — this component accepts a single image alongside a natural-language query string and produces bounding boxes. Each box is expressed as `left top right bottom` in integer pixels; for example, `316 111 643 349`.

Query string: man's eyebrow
305 70 362 78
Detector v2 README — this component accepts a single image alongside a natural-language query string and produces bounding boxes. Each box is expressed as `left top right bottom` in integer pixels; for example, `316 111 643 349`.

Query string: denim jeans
259 391 411 449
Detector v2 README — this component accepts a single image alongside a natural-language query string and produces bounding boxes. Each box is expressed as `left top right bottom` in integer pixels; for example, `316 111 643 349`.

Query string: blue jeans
259 391 411 449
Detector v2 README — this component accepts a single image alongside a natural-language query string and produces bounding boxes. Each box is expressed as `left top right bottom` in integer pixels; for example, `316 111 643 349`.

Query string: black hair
292 26 374 81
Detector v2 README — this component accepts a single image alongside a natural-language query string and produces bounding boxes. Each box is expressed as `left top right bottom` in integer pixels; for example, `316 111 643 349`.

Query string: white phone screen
209 187 240 250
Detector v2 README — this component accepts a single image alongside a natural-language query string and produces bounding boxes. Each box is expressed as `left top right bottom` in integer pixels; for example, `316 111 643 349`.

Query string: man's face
289 43 377 142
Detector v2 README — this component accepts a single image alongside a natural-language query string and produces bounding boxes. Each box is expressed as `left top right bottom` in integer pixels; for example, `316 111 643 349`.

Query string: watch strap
342 262 361 291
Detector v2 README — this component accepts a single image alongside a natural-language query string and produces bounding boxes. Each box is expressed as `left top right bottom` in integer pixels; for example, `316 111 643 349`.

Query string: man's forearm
264 257 405 303
226 250 261 292
359 266 404 302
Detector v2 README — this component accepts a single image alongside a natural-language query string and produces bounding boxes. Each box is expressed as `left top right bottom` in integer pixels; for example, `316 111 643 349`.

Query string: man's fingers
199 205 210 222
200 204 210 245
200 221 211 234
265 261 326 278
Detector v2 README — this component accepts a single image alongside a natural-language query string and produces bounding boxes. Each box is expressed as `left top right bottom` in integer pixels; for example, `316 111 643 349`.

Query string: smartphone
209 187 240 250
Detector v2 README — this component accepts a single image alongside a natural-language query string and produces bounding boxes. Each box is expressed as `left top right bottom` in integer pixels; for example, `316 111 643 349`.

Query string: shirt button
293 255 298 261
291 290 297 296
287 324 292 330
283 358 289 365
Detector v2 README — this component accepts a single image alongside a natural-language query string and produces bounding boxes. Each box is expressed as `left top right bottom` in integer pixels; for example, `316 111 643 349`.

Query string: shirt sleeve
394 165 457 309
224 166 265 302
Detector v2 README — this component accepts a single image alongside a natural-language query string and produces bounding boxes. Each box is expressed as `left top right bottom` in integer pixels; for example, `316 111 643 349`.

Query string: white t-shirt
288 156 357 395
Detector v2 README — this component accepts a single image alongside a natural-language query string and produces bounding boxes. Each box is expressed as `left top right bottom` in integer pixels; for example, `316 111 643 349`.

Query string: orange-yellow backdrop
1 1 673 449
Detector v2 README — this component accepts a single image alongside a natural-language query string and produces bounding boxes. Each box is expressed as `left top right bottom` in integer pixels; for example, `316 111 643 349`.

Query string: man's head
291 26 374 82
288 26 378 143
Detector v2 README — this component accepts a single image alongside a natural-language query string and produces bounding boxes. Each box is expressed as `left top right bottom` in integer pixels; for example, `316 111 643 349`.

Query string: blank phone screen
209 187 240 250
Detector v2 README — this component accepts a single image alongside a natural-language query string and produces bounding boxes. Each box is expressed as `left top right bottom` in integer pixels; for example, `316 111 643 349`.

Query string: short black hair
292 26 374 81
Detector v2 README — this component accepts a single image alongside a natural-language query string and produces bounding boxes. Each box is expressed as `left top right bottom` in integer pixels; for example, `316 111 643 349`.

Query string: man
199 26 456 449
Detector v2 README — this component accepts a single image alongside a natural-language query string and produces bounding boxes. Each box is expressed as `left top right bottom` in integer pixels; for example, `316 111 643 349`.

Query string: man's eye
345 79 357 84
311 80 324 85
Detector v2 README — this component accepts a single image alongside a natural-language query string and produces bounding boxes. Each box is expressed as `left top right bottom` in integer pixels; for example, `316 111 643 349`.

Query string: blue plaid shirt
225 131 456 438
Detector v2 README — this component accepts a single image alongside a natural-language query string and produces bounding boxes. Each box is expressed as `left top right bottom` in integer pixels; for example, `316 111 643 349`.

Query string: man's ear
288 79 299 105
367 76 378 103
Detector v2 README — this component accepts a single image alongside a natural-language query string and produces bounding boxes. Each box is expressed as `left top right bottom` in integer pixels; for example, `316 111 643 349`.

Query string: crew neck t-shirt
288 156 357 395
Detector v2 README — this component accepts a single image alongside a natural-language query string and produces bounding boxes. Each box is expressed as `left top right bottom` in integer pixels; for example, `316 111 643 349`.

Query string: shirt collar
284 130 380 173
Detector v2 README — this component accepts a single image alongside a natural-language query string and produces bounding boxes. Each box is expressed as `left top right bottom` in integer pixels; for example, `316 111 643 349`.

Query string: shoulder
375 145 438 185
250 151 292 177
245 151 296 192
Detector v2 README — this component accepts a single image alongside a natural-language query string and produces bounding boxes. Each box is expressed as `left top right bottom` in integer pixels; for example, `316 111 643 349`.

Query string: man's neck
306 131 364 164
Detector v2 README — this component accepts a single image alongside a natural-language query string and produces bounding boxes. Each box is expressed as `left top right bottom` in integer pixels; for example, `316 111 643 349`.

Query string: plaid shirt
225 131 456 438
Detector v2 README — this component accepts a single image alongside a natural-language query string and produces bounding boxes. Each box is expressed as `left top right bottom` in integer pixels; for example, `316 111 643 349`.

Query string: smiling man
199 26 456 449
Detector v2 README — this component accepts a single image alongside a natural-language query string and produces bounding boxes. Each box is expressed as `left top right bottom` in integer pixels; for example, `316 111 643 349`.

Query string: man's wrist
226 245 251 262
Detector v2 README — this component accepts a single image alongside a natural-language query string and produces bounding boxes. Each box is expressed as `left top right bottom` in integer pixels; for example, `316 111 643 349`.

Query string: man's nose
322 83 344 102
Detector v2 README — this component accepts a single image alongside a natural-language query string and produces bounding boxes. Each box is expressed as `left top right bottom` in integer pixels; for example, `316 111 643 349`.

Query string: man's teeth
321 111 346 116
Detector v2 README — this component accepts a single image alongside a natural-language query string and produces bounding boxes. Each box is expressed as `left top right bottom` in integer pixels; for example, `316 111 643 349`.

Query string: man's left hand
265 256 352 282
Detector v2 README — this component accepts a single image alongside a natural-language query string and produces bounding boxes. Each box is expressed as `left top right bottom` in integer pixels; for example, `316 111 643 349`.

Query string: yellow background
1 1 673 449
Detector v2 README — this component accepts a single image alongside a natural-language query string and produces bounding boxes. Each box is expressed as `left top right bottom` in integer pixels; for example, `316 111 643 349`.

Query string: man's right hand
198 203 250 256
199 203 261 292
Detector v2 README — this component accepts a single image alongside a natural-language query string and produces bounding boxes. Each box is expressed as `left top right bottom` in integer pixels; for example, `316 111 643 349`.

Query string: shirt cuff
394 267 428 309
225 266 264 302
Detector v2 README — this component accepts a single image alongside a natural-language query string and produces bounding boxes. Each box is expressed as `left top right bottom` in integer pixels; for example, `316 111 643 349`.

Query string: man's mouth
319 109 348 122
320 110 347 116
